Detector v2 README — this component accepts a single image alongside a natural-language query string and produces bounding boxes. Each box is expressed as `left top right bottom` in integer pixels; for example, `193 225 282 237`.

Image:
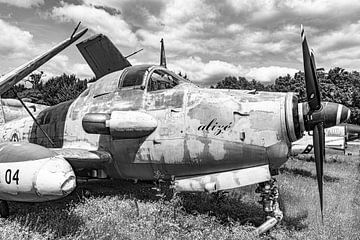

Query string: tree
214 76 267 90
1 73 88 106
41 74 87 105
25 71 44 90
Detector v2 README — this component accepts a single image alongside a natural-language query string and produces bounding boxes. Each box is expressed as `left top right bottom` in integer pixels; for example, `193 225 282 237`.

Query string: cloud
169 56 243 86
85 0 166 31
225 0 360 30
51 2 138 48
246 66 298 82
40 54 94 80
169 56 298 86
71 63 94 79
0 0 44 8
7 0 359 86
315 22 360 53
135 0 220 55
0 19 34 58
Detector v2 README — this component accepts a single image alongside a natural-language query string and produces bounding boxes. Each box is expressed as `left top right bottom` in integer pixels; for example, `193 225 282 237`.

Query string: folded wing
76 34 131 79
0 28 88 94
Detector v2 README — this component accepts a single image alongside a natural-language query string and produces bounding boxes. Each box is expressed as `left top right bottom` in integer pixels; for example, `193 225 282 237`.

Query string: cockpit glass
122 68 147 87
148 69 180 92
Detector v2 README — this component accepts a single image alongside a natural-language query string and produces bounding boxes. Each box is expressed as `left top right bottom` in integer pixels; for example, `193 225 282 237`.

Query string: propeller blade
301 25 321 111
313 123 325 220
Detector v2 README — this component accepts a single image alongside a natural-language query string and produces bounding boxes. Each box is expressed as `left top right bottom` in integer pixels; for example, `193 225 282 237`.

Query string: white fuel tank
0 142 76 202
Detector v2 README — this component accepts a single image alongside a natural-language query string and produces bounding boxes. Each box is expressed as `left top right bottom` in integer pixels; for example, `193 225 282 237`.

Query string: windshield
148 69 179 91
148 69 188 92
121 65 151 88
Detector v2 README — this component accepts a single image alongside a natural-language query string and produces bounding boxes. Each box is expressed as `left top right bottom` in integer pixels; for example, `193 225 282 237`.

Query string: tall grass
0 155 358 239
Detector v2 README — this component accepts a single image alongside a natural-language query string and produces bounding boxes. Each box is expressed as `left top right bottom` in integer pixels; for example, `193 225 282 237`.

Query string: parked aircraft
0 24 88 216
0 25 350 234
292 123 360 155
342 123 360 141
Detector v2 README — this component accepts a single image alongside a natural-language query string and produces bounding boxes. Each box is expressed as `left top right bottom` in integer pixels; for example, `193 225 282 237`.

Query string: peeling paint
0 65 296 181
186 135 205 160
208 139 226 160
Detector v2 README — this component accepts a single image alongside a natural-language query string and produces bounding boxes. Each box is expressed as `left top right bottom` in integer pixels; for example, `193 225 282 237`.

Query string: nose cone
35 156 76 198
324 103 351 127
299 102 351 131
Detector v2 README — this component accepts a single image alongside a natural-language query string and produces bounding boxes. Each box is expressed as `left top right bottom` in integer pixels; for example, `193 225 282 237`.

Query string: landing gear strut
0 200 9 218
254 178 283 235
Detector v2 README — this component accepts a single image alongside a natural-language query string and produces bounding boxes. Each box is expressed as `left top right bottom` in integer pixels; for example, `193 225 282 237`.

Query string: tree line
1 72 88 106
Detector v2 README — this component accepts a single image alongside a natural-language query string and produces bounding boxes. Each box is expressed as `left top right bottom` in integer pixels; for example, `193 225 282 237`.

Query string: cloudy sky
1 0 360 86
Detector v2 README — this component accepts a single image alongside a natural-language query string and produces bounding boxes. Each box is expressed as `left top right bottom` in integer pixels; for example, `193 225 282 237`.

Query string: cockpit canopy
92 65 188 97
121 65 149 88
120 65 186 91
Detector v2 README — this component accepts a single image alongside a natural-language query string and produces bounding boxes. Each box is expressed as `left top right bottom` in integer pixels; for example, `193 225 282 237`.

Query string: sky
1 0 360 87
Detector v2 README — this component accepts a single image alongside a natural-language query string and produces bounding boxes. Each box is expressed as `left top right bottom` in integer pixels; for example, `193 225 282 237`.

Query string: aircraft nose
35 156 76 197
299 102 351 131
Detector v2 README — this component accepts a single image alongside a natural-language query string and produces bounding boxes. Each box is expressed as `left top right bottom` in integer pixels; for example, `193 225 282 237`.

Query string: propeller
301 25 325 220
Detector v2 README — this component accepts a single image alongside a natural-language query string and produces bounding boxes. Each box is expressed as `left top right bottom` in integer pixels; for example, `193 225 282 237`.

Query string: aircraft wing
0 28 88 95
51 148 112 169
76 34 131 79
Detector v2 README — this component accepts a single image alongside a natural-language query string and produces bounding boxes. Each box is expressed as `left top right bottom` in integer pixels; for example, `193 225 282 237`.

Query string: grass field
0 154 359 240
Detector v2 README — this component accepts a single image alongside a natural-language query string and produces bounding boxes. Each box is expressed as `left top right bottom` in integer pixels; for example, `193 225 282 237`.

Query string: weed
0 155 359 239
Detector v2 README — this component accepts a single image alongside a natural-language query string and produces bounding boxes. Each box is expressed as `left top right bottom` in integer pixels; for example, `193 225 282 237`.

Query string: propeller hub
298 102 350 132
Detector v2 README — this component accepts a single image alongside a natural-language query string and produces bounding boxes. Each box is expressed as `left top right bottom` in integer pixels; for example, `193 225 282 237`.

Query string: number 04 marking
5 169 19 185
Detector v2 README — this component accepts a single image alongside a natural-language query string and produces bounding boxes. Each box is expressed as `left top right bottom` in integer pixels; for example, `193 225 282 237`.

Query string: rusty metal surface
52 148 112 169
0 99 47 123
0 65 293 182
174 164 271 192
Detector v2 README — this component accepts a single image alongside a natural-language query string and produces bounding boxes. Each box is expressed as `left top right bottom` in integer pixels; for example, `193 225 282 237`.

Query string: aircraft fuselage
0 66 299 181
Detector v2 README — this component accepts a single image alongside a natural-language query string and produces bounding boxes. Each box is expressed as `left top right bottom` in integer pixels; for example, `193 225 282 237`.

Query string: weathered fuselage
0 66 300 180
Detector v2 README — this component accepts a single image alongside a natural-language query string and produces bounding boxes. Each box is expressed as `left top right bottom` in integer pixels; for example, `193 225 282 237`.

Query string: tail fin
160 38 167 68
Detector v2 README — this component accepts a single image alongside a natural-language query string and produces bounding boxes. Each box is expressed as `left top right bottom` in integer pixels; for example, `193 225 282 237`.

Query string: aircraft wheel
0 200 9 218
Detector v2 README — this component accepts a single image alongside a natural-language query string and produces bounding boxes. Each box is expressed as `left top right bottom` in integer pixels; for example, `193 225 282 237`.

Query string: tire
0 200 9 218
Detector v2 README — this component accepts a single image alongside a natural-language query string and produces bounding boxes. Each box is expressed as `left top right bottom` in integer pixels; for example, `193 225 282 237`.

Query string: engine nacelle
0 142 76 202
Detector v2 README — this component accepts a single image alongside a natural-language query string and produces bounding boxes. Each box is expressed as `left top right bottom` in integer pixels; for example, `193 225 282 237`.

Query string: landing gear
82 188 92 198
0 200 9 218
254 178 283 235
